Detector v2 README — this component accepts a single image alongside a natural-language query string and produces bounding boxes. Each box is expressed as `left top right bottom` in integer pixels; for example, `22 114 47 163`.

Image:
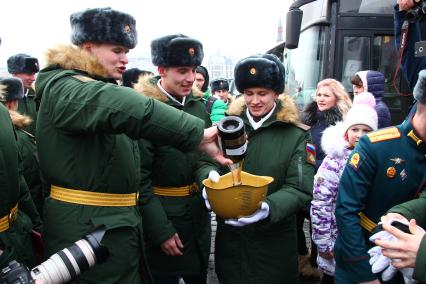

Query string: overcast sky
0 0 290 70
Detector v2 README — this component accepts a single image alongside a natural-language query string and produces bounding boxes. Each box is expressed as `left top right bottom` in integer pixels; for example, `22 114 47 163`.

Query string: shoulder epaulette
293 121 311 131
367 127 401 143
72 75 95 83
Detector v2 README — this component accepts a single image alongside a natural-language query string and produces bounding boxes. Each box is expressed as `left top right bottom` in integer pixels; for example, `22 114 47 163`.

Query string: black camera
0 226 109 284
406 0 426 23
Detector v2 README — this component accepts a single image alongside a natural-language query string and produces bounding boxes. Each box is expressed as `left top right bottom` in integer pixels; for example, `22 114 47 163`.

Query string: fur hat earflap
344 92 378 133
413 70 426 104
0 77 24 102
234 54 284 94
7 54 39 74
70 7 137 49
121 68 153 88
211 78 229 93
196 66 209 92
151 34 204 67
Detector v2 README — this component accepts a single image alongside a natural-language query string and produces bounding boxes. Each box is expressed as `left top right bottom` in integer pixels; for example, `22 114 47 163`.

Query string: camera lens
30 226 109 284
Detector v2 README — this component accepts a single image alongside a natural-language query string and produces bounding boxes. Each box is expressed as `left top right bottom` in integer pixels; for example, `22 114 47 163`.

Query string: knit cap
344 92 378 133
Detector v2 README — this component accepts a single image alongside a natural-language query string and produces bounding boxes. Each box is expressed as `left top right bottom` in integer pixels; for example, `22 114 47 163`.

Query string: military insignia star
390 157 405 165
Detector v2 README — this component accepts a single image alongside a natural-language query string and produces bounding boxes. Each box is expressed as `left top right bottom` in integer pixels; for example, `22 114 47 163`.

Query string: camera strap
393 20 412 96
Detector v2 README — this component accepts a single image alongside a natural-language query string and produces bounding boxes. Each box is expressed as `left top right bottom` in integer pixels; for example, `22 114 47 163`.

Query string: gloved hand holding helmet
201 170 220 211
224 202 270 227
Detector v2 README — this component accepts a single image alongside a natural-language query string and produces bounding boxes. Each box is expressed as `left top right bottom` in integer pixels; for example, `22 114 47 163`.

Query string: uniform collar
157 79 186 107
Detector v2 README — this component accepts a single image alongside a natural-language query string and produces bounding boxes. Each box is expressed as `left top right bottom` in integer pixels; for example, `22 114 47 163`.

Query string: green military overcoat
136 77 216 277
17 88 37 135
9 110 44 227
215 95 315 284
35 45 206 284
0 102 36 268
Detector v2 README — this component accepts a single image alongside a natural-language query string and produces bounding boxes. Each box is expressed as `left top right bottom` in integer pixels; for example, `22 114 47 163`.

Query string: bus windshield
339 0 395 14
284 26 325 110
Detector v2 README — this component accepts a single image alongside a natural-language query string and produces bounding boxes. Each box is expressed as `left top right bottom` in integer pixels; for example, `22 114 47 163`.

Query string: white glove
368 229 398 280
208 170 220 183
368 221 423 283
224 202 269 227
202 187 211 211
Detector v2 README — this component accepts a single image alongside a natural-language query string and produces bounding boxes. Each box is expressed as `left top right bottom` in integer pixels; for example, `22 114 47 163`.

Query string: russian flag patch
306 142 316 166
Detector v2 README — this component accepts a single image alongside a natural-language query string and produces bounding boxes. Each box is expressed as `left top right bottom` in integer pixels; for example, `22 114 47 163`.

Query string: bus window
284 26 325 111
372 35 400 96
341 36 370 91
339 0 395 14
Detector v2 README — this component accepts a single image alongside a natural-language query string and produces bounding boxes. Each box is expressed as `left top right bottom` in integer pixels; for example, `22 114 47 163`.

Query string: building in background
208 52 234 80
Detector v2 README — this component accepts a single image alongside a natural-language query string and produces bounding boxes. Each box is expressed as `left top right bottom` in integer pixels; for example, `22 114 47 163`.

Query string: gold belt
51 185 138 207
153 183 199 197
358 212 376 233
0 204 18 232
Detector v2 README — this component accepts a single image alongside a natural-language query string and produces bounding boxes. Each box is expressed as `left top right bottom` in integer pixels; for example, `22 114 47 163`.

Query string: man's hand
200 126 233 166
225 202 269 227
375 219 425 269
380 213 409 225
161 233 184 256
397 0 415 11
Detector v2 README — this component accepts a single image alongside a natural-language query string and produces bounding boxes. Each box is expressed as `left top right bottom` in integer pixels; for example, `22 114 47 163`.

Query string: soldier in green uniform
35 8 229 284
209 54 315 284
0 82 37 269
7 54 39 135
0 77 44 222
334 70 426 283
135 34 217 284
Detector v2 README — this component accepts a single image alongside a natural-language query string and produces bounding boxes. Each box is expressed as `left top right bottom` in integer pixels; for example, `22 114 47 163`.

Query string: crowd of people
0 0 425 284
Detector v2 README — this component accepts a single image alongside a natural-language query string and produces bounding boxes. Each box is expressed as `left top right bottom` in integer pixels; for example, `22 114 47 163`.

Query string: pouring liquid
228 161 243 186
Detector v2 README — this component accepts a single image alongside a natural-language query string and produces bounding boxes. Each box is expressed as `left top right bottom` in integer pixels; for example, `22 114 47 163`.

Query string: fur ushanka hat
7 54 39 74
234 54 284 94
413 70 426 104
211 78 229 93
0 77 24 102
70 7 137 49
151 34 203 67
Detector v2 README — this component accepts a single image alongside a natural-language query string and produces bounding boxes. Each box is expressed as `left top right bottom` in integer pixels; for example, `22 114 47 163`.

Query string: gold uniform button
386 167 397 179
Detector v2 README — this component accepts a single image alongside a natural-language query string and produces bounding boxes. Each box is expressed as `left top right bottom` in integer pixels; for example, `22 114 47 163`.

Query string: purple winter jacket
310 122 351 276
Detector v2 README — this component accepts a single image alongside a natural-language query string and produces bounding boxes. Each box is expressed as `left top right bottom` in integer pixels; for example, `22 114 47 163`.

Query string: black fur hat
211 78 229 93
122 68 153 87
234 54 285 94
413 70 426 104
196 66 209 92
7 54 39 74
70 7 137 49
151 34 203 67
0 77 24 102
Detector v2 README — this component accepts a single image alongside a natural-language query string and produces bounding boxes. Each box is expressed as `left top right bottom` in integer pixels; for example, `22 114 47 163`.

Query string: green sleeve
414 235 426 282
47 76 204 152
266 131 314 223
389 191 426 228
17 152 42 232
138 139 176 246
